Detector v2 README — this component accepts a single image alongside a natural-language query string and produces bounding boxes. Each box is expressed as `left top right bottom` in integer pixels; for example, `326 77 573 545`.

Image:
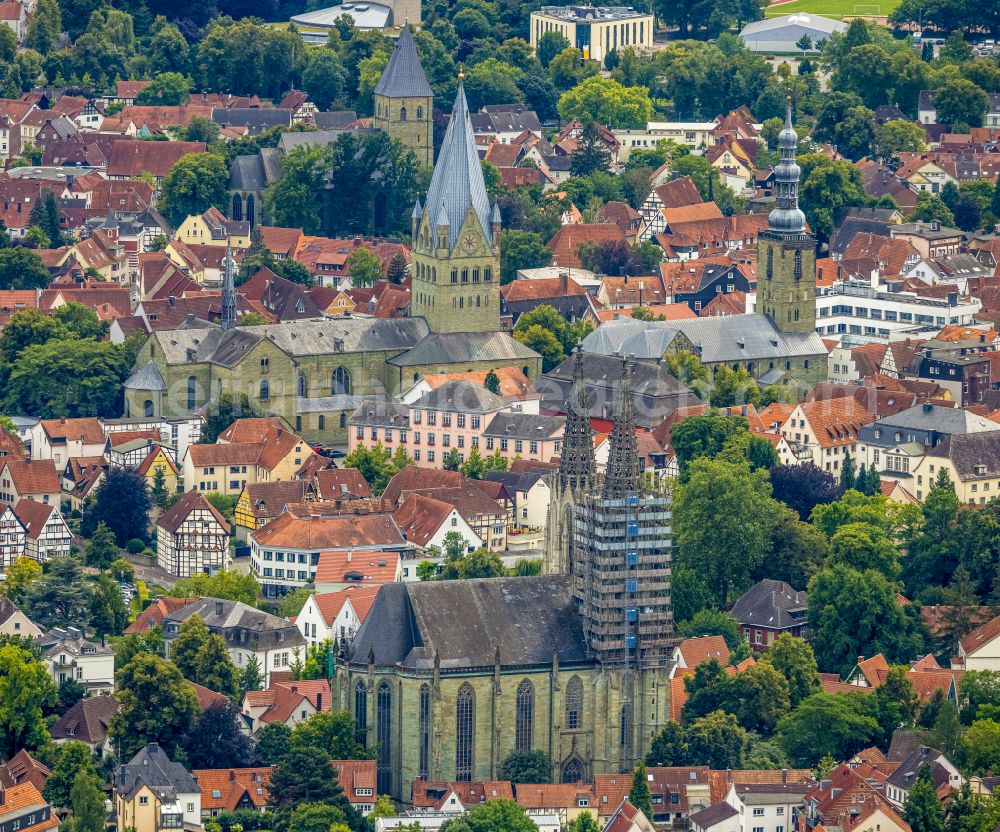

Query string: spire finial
785 96 793 128
458 63 464 81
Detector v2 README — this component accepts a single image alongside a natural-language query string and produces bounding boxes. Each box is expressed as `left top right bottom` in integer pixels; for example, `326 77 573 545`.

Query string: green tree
111 652 199 759
686 710 748 769
182 700 258 768
500 230 551 284
0 643 58 757
536 31 569 67
728 662 792 735
194 632 239 698
797 154 868 241
24 0 62 54
674 458 779 606
386 252 408 284
647 721 689 767
4 338 131 419
135 71 190 105
286 803 348 832
90 574 128 637
240 652 264 697
499 750 552 783
437 546 508 580
44 741 97 809
70 768 106 832
148 22 190 75
0 557 42 606
82 467 151 547
302 49 346 110
158 152 230 227
934 79 990 127
110 628 162 670
570 122 612 176
200 393 262 443
960 719 1000 774
909 192 956 226
345 247 383 287
0 247 52 290
679 608 741 648
483 370 501 395
185 117 220 144
829 522 901 579
514 324 564 372
776 692 879 766
291 710 368 761
23 556 92 629
875 119 926 163
669 411 748 478
257 721 293 765
84 521 118 571
53 302 106 339
629 761 653 818
170 614 211 680
342 443 398 495
440 799 536 832
268 745 361 832
761 634 819 708
173 571 258 606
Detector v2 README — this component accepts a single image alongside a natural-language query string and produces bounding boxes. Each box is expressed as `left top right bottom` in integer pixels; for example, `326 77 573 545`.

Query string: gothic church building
337 351 674 801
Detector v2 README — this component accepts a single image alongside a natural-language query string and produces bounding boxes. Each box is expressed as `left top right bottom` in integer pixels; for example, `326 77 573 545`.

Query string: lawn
764 0 901 19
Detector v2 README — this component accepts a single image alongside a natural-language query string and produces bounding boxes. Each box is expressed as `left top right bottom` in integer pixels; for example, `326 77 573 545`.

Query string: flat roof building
530 5 654 68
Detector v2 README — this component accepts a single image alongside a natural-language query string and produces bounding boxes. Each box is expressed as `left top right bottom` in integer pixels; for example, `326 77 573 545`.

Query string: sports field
763 0 901 19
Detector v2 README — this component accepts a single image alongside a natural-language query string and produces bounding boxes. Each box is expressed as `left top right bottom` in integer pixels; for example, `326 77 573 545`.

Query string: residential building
50 694 118 756
192 768 270 818
155 491 232 578
0 460 60 505
14 500 71 562
485 469 552 535
918 90 1000 128
250 510 406 596
29 418 106 466
616 124 718 163
392 493 484 557
529 6 654 68
295 585 380 646
729 580 808 650
242 680 331 733
0 750 50 795
313 549 402 593
163 598 305 686
174 207 250 249
908 341 992 406
0 783 57 832
38 627 116 694
0 598 41 638
956 613 1000 670
884 747 962 808
670 636 730 678
113 744 201 832
0 503 26 567
332 760 378 816
889 222 963 259
482 413 564 465
777 398 872 472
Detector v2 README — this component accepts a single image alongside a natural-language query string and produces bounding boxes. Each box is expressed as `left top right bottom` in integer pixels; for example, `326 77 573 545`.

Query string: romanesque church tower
410 82 501 334
374 25 434 168
757 102 817 335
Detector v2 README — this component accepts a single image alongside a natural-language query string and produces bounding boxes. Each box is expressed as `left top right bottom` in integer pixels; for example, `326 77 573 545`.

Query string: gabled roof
314 549 400 585
124 597 197 635
116 743 198 800
0 749 50 794
0 782 58 832
156 490 230 535
106 140 207 178
392 493 463 547
39 417 104 445
310 586 381 627
959 612 1000 656
652 176 703 209
253 512 403 551
192 767 270 812
12 500 59 541
1 459 59 496
675 635 729 668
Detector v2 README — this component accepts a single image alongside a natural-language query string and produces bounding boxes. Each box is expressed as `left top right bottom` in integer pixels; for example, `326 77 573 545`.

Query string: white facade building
40 627 116 694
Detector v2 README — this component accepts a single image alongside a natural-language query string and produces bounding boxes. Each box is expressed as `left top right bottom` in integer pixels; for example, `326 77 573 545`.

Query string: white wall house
295 586 380 647
40 628 116 694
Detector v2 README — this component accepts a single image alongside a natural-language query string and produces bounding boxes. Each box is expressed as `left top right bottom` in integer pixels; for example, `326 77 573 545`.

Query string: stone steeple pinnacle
558 345 596 492
221 244 237 332
374 24 432 99
601 358 641 499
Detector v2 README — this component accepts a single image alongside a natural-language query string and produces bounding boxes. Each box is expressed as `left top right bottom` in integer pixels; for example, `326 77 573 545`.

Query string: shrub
126 539 146 554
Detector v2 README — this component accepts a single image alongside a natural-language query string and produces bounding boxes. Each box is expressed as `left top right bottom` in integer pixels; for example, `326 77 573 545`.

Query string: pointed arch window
231 193 243 222
456 683 475 781
516 680 534 751
562 759 583 783
246 194 255 231
298 371 307 397
416 106 424 120
794 250 803 281
419 683 431 780
376 681 392 794
565 676 583 730
766 246 773 279
354 680 368 747
400 106 407 121
187 376 197 411
332 367 351 395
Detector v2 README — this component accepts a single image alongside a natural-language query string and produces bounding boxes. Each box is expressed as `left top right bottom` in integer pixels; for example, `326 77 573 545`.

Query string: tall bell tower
757 101 816 335
373 25 434 168
409 81 501 334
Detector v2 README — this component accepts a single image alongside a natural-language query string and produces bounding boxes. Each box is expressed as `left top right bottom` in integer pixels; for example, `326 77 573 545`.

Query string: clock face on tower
461 233 477 253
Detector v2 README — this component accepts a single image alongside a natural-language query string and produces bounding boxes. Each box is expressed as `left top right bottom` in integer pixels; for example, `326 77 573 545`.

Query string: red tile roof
106 140 208 178
311 586 381 627
548 224 624 269
193 767 271 812
1 460 59 497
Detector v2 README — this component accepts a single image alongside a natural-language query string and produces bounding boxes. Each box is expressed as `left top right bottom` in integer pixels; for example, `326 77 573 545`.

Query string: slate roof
388 331 537 367
410 380 506 413
690 802 739 828
483 469 546 495
374 25 432 99
213 108 292 134
348 575 589 670
885 747 949 791
165 598 304 651
423 84 493 249
116 743 199 800
730 579 807 629
868 404 1000 435
935 432 1000 479
314 110 359 129
123 360 166 392
538 351 699 428
481 412 563 440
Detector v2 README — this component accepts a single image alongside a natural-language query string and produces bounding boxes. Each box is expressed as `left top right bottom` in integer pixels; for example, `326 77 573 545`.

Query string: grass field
764 0 901 19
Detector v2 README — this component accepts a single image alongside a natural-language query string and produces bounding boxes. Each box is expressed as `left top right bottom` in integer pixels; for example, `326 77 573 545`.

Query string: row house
28 417 106 466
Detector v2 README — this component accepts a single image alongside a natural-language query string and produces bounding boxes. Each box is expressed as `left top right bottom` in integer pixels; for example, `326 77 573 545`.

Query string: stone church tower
757 102 817 335
544 347 596 576
410 82 501 334
374 25 434 168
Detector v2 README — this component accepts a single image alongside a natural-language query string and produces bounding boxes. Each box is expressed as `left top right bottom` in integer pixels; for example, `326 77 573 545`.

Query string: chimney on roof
782 769 787 784
923 403 933 413
230 770 236 781
316 691 322 710
857 655 864 664
215 600 224 617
